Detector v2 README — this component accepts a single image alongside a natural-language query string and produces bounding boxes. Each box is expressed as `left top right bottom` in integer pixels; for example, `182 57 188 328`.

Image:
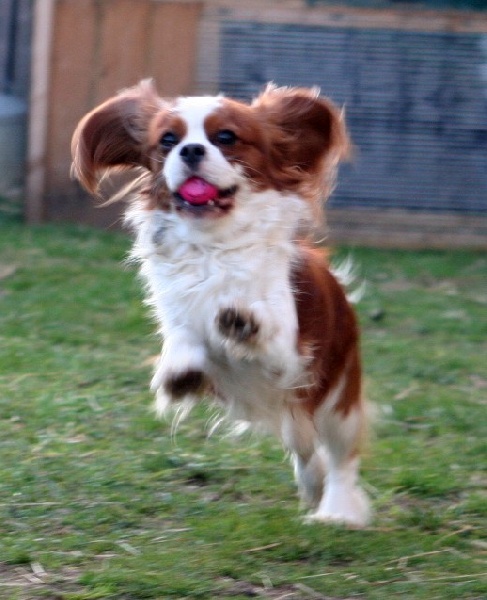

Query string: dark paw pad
217 308 259 342
164 370 205 399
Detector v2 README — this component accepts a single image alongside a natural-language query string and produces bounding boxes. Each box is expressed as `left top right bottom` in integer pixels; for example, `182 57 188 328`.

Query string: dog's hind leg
309 367 371 527
282 408 326 510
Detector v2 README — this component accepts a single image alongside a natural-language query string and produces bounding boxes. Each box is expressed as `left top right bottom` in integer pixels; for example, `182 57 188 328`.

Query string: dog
71 81 371 527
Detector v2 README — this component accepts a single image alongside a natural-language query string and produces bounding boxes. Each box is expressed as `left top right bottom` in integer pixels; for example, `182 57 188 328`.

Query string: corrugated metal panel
220 21 487 213
0 0 31 96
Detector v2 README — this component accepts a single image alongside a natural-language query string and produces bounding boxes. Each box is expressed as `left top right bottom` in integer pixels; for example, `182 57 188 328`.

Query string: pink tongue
178 177 219 205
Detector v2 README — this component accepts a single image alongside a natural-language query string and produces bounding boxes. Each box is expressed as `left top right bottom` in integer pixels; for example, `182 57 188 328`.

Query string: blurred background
0 0 486 248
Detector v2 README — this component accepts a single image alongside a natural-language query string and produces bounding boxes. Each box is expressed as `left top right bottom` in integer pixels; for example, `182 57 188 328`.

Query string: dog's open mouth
174 177 237 217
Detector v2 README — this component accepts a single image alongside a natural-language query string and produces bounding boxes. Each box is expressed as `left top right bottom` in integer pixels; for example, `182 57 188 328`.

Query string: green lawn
0 223 486 599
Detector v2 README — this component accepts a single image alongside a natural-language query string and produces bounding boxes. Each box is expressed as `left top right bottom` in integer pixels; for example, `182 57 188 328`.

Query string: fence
23 0 487 247
0 0 30 214
26 0 201 227
0 0 31 96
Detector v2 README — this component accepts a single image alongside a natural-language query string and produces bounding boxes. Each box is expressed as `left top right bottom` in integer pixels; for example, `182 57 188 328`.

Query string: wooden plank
25 0 55 223
42 0 203 224
196 0 220 94
45 0 151 222
148 1 203 97
327 208 487 249
44 0 97 198
204 0 487 34
94 0 151 103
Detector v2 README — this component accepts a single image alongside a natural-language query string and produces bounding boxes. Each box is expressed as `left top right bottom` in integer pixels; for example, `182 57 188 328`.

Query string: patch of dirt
217 577 356 599
0 562 83 599
379 279 415 292
0 264 16 280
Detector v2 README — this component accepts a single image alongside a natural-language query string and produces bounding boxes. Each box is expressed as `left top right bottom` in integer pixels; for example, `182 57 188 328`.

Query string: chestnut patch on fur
291 246 361 417
204 101 271 192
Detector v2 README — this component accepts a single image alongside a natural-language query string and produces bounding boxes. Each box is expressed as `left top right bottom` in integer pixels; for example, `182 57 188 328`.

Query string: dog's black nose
180 144 205 168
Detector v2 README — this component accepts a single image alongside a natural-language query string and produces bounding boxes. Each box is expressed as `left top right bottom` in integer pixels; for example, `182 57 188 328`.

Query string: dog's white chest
146 235 294 342
130 193 308 423
133 194 304 346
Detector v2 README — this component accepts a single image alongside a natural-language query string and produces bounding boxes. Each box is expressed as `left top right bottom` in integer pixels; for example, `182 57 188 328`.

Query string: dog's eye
160 132 179 149
215 129 237 146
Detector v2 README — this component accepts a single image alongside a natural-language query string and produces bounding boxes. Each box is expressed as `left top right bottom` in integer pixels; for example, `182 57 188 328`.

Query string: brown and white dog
71 81 371 526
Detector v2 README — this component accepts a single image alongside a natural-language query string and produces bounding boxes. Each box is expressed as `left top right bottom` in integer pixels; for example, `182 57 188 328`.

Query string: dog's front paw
164 370 205 399
152 368 206 416
217 308 259 343
150 339 207 414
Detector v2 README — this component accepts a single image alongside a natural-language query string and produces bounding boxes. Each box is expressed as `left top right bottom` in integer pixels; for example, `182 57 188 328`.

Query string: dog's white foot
308 478 371 528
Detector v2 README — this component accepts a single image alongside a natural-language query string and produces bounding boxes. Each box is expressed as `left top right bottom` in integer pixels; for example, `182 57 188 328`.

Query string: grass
0 222 486 599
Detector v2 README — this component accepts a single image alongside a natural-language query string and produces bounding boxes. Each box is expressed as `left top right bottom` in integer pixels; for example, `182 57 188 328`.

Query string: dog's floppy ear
251 84 350 198
71 79 160 195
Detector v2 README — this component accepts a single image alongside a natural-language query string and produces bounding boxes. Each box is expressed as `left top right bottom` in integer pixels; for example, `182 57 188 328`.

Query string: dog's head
71 80 349 219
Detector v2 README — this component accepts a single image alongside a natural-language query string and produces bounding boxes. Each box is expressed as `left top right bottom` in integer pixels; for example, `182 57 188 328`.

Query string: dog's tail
331 256 366 305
